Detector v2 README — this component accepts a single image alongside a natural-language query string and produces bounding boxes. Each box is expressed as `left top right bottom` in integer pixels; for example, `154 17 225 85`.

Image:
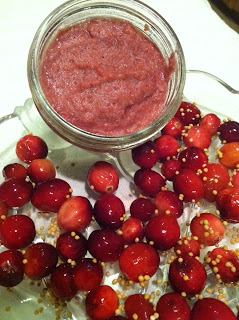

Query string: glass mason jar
27 0 186 153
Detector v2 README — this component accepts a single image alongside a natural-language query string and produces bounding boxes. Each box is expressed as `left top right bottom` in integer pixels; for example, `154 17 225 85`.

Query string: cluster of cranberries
0 101 239 320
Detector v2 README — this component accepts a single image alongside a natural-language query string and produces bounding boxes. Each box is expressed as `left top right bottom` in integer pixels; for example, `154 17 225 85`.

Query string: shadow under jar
28 0 186 153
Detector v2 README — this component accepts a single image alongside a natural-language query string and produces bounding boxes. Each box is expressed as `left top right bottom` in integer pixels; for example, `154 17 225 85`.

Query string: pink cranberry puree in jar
39 18 174 137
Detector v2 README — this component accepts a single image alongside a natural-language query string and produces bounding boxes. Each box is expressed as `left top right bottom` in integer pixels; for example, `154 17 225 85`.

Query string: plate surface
0 71 238 319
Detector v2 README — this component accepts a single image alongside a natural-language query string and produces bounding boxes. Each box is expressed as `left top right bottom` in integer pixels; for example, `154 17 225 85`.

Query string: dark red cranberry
24 242 58 279
168 255 207 296
73 258 103 292
190 212 224 246
27 159 56 183
50 263 77 301
0 215 36 249
85 285 119 320
87 229 124 262
161 159 181 181
154 135 180 162
31 178 71 213
216 187 239 223
120 217 144 244
161 117 184 139
191 298 237 320
154 190 183 219
56 231 87 262
199 113 221 136
16 134 48 164
0 178 33 208
134 168 166 198
129 197 157 223
119 242 160 283
178 146 208 173
57 196 93 232
218 120 239 143
174 236 200 258
93 193 125 230
87 161 119 194
156 292 191 320
173 169 204 203
0 250 24 287
183 126 211 150
131 141 159 169
232 170 239 188
207 247 239 283
125 294 155 320
145 214 180 251
200 163 230 202
3 163 27 180
175 101 201 126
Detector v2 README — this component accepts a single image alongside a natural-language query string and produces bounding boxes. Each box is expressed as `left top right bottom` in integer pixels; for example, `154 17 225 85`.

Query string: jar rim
27 0 186 152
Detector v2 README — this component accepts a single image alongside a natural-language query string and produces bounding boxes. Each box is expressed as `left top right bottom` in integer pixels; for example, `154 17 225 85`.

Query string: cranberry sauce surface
40 18 172 136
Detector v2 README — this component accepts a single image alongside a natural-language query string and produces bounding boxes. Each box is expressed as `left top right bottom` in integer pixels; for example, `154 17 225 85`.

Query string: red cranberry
73 258 103 292
0 178 33 208
156 292 191 320
175 101 201 125
31 178 72 213
131 141 159 169
161 117 184 139
56 231 87 262
232 170 239 188
120 217 144 244
0 215 36 249
119 242 160 283
200 163 230 202
24 242 58 279
0 250 24 287
50 263 77 301
27 159 56 183
191 298 237 320
178 146 208 173
154 190 183 219
216 187 239 223
124 294 155 320
0 200 8 222
173 169 204 203
207 247 239 283
87 161 119 194
183 126 211 150
134 168 166 198
168 255 207 296
218 120 239 143
154 135 180 162
3 163 27 180
87 229 124 262
57 196 93 232
85 285 119 320
174 236 200 258
199 113 221 136
145 214 180 251
16 134 48 164
161 159 181 181
93 193 125 230
129 197 157 223
190 212 224 246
